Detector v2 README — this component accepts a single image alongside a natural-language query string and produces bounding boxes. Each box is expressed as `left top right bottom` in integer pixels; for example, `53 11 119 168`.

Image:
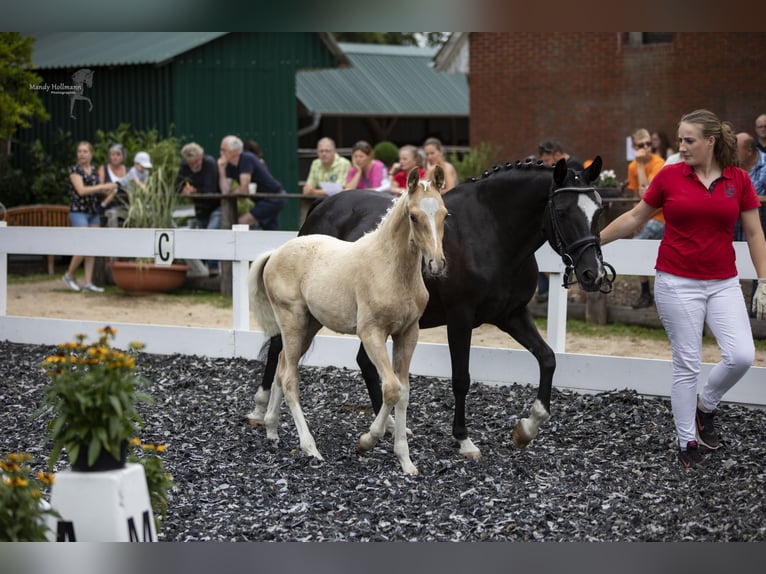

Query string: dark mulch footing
2 340 764 541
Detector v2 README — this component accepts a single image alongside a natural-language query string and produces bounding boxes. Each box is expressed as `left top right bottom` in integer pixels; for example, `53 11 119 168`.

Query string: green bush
373 140 399 168
94 123 181 174
0 155 29 208
448 142 501 181
28 128 75 205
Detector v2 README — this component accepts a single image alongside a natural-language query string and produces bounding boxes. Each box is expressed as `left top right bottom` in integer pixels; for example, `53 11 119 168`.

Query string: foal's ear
432 165 445 191
407 167 421 191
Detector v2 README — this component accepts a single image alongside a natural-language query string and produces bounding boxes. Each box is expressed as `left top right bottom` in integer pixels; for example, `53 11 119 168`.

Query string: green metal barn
19 32 346 229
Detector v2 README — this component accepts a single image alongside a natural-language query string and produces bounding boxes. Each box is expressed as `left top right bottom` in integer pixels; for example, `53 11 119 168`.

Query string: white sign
154 230 175 266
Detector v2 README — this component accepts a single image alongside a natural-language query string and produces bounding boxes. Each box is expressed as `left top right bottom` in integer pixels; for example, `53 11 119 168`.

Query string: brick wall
469 32 766 177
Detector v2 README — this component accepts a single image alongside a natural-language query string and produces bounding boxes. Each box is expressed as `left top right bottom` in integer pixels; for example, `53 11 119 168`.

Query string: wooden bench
4 204 70 274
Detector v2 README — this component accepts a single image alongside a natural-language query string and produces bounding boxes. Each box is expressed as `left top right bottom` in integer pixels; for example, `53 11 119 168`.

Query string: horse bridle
548 186 616 293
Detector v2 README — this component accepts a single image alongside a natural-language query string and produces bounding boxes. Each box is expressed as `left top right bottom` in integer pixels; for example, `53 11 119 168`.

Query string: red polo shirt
643 162 759 279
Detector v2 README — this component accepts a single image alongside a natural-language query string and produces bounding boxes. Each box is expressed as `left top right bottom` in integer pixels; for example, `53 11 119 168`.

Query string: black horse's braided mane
461 158 552 185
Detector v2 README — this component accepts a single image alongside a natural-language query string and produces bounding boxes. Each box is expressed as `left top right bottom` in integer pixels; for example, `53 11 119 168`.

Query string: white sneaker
62 274 81 292
82 283 105 293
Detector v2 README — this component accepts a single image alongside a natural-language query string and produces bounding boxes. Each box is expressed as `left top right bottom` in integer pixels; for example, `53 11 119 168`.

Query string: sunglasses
634 142 652 149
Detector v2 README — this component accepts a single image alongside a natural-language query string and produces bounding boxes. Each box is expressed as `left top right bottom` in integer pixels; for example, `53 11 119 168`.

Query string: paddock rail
1 222 763 406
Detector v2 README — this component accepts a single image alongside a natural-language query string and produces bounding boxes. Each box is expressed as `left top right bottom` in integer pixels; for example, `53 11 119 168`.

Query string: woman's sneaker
62 273 81 292
82 283 105 293
696 407 721 450
678 440 706 468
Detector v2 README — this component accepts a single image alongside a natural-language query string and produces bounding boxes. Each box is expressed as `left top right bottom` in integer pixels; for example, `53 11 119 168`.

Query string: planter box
111 261 189 295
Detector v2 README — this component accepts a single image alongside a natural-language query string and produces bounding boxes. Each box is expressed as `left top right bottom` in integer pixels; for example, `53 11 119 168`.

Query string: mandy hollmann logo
30 68 94 119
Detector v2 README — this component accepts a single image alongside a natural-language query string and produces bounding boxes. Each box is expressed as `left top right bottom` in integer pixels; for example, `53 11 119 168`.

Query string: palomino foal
248 166 447 475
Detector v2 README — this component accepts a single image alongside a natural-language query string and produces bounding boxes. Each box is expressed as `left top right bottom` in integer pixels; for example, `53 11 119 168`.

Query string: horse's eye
410 214 418 223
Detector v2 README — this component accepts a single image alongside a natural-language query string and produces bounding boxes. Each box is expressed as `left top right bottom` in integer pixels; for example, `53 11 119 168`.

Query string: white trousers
654 271 754 447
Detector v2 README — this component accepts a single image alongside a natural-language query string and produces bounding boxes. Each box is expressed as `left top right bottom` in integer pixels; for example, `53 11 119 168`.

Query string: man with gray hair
177 142 222 274
218 135 286 230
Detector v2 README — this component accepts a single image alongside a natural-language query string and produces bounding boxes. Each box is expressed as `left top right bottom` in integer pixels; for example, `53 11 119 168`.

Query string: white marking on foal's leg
385 415 412 436
246 386 271 425
513 399 550 449
359 404 393 452
458 438 481 459
264 381 283 441
393 384 418 475
285 400 323 461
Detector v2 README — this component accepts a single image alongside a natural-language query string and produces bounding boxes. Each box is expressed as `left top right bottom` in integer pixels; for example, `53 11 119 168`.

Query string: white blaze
418 195 441 249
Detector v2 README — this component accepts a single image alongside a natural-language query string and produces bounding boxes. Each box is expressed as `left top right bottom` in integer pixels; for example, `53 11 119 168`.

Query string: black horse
248 157 614 457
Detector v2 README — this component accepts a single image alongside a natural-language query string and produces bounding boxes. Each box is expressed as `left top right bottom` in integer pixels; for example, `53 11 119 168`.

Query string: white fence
1 222 764 406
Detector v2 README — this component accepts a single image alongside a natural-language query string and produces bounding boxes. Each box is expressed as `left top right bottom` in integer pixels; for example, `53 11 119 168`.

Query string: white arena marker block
47 463 157 542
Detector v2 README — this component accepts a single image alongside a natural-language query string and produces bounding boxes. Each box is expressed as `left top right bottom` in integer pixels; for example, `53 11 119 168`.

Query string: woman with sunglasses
626 128 668 309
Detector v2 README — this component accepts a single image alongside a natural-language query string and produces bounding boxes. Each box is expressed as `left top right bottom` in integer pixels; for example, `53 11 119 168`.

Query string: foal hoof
246 416 264 426
512 425 532 449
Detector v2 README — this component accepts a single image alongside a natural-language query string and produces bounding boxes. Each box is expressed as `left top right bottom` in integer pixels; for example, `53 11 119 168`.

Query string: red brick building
457 33 766 176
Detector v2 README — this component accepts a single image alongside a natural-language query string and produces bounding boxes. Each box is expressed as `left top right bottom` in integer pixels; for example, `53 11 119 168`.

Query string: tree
0 33 49 144
333 32 448 48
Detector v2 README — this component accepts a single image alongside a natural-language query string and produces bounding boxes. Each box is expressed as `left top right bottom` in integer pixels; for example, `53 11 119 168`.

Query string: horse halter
548 186 615 293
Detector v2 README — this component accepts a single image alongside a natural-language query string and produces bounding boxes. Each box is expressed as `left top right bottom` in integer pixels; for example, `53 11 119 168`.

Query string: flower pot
111 261 189 295
70 441 128 472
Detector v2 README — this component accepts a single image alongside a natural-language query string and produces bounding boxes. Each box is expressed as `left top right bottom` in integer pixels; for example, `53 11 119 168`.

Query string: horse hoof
246 416 264 426
458 438 481 459
512 426 531 449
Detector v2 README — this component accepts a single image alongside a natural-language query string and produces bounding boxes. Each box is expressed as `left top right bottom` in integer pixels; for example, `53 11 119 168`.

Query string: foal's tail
248 251 281 338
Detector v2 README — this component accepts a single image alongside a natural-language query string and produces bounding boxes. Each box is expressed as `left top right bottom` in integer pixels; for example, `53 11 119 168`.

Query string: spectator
627 128 666 309
123 151 152 191
218 135 286 230
244 139 268 171
537 139 586 171
600 109 766 468
177 142 222 274
423 137 457 193
733 132 766 241
651 130 675 159
302 137 351 197
62 141 118 293
344 140 386 191
97 143 128 227
389 144 425 196
536 139 587 302
755 113 766 154
733 132 766 316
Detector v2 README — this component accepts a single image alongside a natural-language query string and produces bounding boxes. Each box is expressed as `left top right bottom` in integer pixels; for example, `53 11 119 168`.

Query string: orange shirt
628 153 665 223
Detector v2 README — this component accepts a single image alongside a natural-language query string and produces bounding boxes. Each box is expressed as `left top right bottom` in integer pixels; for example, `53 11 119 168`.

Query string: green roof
296 42 468 117
30 32 228 69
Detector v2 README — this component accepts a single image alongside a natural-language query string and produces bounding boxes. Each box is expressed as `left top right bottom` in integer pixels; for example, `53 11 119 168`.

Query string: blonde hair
631 128 650 144
399 144 423 167
680 109 738 168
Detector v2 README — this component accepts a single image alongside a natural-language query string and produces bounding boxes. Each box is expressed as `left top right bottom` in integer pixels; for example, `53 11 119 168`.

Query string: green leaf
109 395 124 417
87 435 102 467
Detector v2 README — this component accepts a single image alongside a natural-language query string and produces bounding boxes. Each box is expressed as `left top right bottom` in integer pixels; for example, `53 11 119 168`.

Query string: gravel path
2 340 765 542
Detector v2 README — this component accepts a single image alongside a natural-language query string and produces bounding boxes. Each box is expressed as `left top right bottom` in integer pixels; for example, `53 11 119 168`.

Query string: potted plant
41 326 154 472
110 138 190 295
0 453 58 541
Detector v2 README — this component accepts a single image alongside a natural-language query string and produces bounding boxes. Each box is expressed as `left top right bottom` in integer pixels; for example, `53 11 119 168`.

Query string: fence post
231 224 250 331
0 221 6 316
